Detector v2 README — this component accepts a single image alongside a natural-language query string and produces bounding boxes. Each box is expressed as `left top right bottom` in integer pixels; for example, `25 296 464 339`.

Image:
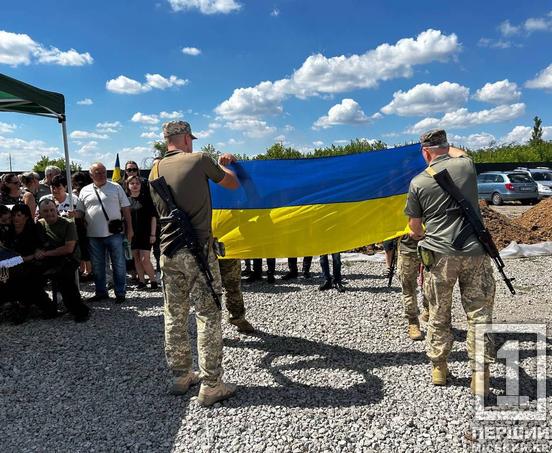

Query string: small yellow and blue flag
210 143 426 259
112 153 123 184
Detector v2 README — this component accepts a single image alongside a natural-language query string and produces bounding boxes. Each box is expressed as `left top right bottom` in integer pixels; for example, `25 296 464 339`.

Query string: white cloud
96 121 122 130
194 129 214 139
313 140 324 147
408 103 526 134
145 73 188 90
77 98 93 105
525 64 552 90
473 79 521 104
0 122 16 134
0 30 93 67
106 76 151 94
270 8 280 17
74 141 99 155
0 135 59 157
131 112 160 125
182 47 201 56
313 98 371 129
140 131 161 139
381 81 469 116
273 134 286 142
159 111 183 119
499 13 552 37
501 125 552 143
36 47 93 66
449 132 496 149
477 38 512 49
499 20 521 37
70 130 109 140
215 29 460 120
106 74 188 94
225 118 276 138
168 0 241 14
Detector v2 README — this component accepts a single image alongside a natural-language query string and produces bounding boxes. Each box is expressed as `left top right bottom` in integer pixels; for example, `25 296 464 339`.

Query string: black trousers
252 258 276 276
47 259 89 318
287 257 312 273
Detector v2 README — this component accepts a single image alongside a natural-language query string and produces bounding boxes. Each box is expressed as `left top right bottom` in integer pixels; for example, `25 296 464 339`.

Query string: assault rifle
150 176 221 309
387 239 398 287
428 167 516 295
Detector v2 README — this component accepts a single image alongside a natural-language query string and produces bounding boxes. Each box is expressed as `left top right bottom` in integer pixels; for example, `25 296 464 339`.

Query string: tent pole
60 118 74 208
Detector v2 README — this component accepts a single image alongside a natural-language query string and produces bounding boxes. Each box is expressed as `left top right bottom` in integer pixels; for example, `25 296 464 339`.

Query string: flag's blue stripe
210 143 425 210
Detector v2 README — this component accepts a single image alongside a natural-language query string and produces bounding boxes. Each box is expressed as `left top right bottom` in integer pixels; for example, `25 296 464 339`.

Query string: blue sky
1 0 552 171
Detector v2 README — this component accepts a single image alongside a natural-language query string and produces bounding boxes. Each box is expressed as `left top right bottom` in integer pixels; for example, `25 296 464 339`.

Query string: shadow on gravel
0 302 187 452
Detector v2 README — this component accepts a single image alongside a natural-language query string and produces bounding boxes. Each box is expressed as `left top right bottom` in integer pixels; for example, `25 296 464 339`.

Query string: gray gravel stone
0 256 551 452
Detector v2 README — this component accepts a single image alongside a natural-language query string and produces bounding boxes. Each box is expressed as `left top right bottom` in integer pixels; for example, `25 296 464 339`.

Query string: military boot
471 365 490 397
432 362 448 386
229 318 255 334
197 382 237 407
408 319 424 341
169 371 201 395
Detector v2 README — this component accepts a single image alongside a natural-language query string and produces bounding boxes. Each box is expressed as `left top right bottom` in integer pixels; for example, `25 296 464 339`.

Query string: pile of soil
514 198 552 241
481 205 547 249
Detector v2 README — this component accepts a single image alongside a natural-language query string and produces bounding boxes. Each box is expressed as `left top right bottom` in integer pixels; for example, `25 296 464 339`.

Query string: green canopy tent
0 72 74 201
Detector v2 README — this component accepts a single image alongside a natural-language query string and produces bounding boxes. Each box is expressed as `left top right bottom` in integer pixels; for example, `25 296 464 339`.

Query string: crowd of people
0 122 496 407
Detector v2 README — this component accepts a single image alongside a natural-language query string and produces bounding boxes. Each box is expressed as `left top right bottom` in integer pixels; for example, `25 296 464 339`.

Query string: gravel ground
1 255 551 453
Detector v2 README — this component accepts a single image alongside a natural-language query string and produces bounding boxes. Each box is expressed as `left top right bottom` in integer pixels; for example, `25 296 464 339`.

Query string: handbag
93 186 124 234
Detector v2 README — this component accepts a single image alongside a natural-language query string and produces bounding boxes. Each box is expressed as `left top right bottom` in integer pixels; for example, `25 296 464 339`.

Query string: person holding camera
79 162 132 304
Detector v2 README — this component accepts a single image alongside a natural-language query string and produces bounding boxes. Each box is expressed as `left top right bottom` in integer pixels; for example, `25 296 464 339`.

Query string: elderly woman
37 199 90 322
0 173 22 206
3 204 58 323
19 171 40 218
39 174 82 217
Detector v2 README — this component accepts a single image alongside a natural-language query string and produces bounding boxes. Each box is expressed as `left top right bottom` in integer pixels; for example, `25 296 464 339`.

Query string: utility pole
8 153 12 172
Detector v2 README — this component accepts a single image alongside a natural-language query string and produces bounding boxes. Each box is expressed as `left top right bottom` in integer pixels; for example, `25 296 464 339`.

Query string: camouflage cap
420 129 448 148
163 121 197 140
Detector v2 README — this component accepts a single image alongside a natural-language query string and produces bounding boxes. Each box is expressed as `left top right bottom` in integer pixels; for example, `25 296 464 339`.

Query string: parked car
477 171 539 205
514 167 552 199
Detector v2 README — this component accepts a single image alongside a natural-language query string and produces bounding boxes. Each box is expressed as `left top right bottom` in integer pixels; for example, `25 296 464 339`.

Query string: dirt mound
481 205 546 249
514 198 552 240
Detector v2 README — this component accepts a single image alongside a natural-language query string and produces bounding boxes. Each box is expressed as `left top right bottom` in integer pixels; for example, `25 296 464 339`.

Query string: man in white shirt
79 162 133 303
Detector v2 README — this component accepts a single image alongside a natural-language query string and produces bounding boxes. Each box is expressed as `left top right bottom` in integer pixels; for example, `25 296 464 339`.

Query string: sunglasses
126 168 138 172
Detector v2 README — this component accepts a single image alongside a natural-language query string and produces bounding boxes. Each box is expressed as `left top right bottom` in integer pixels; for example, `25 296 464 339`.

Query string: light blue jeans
88 234 126 297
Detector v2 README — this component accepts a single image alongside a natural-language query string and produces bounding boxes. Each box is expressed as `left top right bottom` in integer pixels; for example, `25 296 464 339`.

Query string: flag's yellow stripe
212 193 409 259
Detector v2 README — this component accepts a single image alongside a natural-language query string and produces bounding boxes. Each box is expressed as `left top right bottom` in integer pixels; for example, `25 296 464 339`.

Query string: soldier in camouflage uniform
150 120 240 406
218 258 255 333
396 235 429 341
405 129 495 396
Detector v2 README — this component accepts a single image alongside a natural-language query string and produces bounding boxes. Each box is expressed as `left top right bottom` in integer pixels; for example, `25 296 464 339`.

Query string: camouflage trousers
397 252 428 320
423 253 495 369
160 246 223 387
219 259 246 321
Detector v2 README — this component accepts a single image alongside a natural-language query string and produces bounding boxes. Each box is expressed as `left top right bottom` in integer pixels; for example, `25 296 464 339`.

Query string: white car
529 168 552 198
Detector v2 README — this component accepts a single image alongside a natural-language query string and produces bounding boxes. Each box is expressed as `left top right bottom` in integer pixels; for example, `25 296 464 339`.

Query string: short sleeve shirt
39 217 80 261
149 151 225 253
39 193 84 217
79 181 130 238
404 154 484 256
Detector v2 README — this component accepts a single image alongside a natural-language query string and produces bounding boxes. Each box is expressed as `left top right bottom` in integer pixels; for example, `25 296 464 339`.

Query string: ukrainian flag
211 143 426 259
112 153 123 184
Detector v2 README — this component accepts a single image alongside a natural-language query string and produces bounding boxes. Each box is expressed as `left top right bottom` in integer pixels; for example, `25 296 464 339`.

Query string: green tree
529 116 543 146
153 140 168 158
256 143 303 160
33 155 81 173
201 143 221 160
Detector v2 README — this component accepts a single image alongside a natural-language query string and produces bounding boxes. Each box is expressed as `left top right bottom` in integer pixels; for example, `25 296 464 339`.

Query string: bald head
89 162 107 186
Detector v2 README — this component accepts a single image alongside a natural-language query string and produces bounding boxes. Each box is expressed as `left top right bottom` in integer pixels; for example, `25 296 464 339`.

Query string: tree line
30 116 551 172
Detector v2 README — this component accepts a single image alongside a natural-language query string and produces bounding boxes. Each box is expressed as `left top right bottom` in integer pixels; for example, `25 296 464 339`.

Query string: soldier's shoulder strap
425 166 437 177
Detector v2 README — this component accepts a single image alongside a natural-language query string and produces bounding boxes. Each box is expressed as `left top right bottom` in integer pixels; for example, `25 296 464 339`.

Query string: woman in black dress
125 175 158 289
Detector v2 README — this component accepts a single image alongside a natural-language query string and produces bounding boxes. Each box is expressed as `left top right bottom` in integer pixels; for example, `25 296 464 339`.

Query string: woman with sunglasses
0 173 22 206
